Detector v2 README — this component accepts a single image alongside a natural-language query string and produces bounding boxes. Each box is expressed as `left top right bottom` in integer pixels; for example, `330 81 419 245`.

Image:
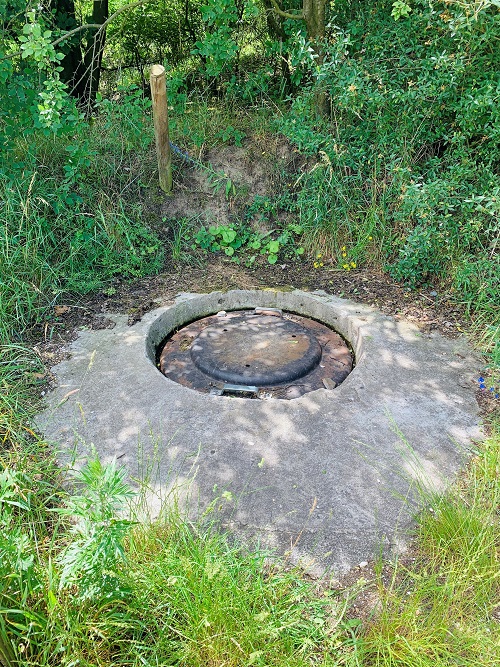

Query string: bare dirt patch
38 258 472 342
159 134 302 232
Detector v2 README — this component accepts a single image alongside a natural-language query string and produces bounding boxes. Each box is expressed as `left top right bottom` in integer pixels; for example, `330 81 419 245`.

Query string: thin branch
268 0 304 21
50 23 101 49
68 0 151 39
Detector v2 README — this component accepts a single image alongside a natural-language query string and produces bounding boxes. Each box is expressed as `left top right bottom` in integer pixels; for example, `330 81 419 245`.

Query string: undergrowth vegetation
1 0 499 354
360 426 500 666
0 89 163 344
2 0 499 327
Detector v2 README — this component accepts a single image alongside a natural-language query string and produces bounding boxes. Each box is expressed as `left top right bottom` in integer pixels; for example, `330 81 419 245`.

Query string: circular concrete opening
149 293 354 399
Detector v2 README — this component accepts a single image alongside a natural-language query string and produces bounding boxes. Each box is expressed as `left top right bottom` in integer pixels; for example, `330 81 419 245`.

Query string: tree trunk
51 0 81 87
73 0 109 106
303 0 328 116
269 0 328 115
303 0 325 43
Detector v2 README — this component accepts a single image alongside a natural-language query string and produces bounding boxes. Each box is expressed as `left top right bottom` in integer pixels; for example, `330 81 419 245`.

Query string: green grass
0 92 164 345
1 93 498 663
1 33 499 664
125 519 352 667
359 421 500 666
0 405 356 666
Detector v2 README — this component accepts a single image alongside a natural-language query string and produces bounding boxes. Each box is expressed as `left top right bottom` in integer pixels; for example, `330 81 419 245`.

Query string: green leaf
47 589 57 612
391 0 412 20
222 228 236 244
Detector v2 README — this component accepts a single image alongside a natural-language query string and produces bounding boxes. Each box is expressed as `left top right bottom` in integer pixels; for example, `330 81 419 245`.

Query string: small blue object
169 142 197 166
478 377 484 383
495 394 500 399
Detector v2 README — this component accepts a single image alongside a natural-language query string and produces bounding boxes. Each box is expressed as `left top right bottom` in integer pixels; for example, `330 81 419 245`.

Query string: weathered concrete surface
37 290 482 576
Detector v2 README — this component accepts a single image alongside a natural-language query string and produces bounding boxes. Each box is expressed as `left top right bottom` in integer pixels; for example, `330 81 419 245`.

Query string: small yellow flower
314 261 319 268
351 261 356 268
342 263 350 270
368 236 373 240
342 252 347 258
316 253 323 259
342 245 346 251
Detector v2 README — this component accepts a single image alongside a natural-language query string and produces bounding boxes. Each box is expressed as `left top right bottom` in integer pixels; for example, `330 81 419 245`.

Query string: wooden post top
150 64 165 78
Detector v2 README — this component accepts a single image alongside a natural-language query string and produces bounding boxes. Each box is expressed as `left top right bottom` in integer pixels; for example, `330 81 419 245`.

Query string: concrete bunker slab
37 290 482 575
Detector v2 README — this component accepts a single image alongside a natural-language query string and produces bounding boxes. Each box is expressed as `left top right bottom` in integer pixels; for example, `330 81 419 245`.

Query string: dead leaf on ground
54 305 71 316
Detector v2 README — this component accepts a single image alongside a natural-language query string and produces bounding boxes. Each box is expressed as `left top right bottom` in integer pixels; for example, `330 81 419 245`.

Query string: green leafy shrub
273 0 499 320
57 452 135 603
215 124 247 146
390 166 499 295
192 0 240 78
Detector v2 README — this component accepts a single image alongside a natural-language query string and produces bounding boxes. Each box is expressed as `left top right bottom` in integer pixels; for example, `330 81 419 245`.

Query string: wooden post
150 64 172 194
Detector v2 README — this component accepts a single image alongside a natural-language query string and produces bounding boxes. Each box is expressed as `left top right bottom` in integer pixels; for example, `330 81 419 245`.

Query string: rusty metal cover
158 310 353 399
190 313 322 385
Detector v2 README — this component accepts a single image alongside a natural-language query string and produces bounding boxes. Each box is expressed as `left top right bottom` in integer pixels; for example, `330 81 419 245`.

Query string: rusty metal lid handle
222 383 259 397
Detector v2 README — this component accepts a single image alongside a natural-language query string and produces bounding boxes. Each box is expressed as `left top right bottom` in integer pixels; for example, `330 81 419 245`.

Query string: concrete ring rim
144 289 373 402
